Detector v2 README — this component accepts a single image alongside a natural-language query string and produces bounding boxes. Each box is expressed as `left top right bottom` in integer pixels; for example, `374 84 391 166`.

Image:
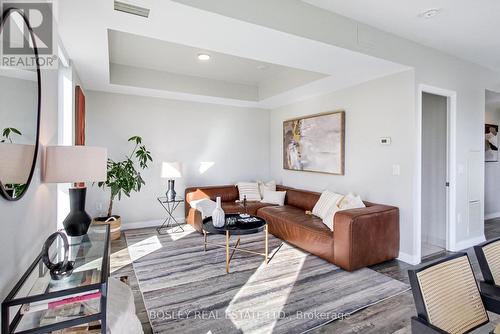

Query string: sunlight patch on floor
158 224 196 241
74 235 163 274
226 244 307 333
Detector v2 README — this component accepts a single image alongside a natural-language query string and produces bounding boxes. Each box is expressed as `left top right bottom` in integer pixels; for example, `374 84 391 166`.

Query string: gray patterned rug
125 225 409 334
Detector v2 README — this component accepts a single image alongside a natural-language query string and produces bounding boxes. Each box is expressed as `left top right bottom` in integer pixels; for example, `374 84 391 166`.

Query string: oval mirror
0 8 41 201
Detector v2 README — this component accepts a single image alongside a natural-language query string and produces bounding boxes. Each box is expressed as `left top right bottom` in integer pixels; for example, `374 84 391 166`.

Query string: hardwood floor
110 219 500 334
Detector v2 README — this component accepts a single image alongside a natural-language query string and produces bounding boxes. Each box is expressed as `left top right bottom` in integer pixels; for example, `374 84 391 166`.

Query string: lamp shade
44 146 107 183
0 143 35 184
161 162 182 178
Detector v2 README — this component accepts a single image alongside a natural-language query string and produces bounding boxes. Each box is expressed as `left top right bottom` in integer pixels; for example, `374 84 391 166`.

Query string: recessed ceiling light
257 64 269 70
198 53 211 61
419 8 442 19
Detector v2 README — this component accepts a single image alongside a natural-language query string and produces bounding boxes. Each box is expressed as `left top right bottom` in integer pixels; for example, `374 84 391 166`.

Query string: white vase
212 197 225 228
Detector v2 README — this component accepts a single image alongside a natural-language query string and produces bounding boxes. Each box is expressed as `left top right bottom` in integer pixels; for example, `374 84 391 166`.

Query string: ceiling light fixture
419 8 442 19
257 64 269 71
197 53 211 61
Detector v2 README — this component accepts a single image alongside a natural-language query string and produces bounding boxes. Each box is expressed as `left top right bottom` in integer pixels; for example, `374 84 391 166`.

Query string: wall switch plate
392 164 400 176
380 137 392 145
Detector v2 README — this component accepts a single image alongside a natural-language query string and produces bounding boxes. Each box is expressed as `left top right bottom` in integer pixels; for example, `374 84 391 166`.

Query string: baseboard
485 212 500 220
121 217 186 231
450 235 486 252
397 251 420 265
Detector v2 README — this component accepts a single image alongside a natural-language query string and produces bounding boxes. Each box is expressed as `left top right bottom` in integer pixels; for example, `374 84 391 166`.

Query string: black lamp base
63 187 92 236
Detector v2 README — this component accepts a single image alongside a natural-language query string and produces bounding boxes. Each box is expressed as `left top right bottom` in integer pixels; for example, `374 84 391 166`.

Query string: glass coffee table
202 214 269 274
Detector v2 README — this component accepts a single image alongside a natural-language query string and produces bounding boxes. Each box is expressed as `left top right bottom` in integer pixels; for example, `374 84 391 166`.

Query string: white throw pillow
236 182 261 201
258 180 276 197
190 198 217 218
261 190 286 206
339 193 366 210
312 190 344 220
322 205 340 231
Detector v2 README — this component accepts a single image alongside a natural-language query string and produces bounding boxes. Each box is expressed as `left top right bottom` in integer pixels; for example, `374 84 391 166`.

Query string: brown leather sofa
185 184 399 271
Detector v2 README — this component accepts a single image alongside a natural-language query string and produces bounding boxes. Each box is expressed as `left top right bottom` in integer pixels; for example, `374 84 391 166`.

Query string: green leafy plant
1 127 26 197
97 136 152 217
1 127 22 143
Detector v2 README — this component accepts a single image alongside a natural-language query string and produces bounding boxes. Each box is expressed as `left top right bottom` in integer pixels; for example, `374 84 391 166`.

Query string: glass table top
157 196 184 203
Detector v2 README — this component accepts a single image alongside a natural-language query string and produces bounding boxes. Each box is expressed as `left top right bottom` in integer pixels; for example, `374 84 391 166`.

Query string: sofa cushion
257 205 334 262
286 189 320 211
222 201 276 216
258 205 331 236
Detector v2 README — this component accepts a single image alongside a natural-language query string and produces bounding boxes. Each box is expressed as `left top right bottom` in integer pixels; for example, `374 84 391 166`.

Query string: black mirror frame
0 7 41 201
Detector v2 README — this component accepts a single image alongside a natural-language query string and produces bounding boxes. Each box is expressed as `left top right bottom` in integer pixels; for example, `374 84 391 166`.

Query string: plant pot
93 215 121 241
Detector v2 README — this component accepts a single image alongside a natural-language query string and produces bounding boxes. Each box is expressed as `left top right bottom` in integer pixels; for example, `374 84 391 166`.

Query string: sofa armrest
333 204 399 271
184 187 210 218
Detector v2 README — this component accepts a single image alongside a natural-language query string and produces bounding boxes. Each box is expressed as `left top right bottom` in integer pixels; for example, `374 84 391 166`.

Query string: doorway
421 92 449 258
484 90 500 240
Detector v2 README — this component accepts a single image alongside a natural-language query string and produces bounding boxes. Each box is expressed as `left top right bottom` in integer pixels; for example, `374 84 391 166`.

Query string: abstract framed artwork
485 123 498 162
283 111 345 175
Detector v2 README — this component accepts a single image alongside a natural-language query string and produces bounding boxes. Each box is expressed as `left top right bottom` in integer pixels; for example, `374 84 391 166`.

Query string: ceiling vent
114 1 150 18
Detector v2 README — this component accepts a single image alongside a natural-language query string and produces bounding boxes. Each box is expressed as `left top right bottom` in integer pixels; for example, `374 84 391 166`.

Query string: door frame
414 84 457 262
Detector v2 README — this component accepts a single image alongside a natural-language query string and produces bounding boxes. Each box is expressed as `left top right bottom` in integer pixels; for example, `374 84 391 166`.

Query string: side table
157 196 184 235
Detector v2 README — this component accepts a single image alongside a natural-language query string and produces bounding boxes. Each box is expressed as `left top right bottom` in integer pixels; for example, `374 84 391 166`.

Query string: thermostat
380 137 392 145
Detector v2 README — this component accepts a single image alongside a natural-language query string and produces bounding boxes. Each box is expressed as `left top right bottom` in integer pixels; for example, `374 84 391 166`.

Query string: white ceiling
58 0 408 108
303 0 500 72
109 29 326 87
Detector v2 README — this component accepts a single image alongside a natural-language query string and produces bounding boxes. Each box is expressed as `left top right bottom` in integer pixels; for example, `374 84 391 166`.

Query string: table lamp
44 146 107 236
161 162 182 201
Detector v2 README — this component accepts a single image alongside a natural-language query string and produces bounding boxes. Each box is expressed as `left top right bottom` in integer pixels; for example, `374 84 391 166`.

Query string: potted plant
95 136 152 240
1 127 26 197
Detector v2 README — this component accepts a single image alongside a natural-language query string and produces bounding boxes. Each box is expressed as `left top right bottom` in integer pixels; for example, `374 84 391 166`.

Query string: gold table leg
226 230 230 274
265 224 269 264
203 231 207 252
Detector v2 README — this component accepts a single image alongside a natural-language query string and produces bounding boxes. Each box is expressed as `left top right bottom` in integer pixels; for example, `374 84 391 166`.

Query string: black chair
408 252 500 333
475 238 500 298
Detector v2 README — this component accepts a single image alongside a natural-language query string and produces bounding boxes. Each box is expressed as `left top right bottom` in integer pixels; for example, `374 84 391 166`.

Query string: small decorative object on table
42 232 74 280
226 216 238 227
212 196 225 228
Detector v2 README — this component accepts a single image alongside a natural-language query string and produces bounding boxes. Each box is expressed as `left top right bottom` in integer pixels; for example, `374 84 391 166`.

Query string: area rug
125 225 409 334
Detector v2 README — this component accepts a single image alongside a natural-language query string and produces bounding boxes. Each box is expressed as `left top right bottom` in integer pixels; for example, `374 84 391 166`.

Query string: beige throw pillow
258 180 276 197
261 190 286 206
339 193 366 210
236 182 261 201
312 190 344 220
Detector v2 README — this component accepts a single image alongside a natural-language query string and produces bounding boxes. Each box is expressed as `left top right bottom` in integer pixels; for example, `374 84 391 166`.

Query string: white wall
270 70 415 258
485 102 500 219
85 91 270 226
0 75 38 144
0 69 59 307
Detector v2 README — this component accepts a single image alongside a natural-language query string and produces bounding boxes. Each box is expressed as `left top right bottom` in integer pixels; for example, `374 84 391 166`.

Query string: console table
1 225 110 334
